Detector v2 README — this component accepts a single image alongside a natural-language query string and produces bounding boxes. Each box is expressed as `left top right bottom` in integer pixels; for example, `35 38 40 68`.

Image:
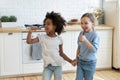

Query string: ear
92 23 95 27
53 25 57 30
92 22 96 27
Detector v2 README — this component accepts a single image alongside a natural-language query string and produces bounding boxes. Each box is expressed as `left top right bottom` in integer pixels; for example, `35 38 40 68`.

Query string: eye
81 22 83 25
47 23 50 25
85 22 88 24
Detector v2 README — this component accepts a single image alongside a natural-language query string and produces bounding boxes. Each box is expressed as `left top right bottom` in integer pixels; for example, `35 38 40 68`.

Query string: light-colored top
77 29 100 61
38 34 65 67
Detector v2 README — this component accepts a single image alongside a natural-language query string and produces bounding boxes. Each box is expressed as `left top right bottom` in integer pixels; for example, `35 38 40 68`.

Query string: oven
22 32 44 64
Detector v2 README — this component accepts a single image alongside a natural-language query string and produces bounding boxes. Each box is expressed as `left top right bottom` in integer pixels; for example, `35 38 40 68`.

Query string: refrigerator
104 0 120 69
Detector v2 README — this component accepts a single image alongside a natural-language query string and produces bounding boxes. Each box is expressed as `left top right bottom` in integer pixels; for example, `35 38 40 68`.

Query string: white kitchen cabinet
61 31 79 71
0 28 113 76
96 29 112 69
23 63 43 74
71 31 80 59
61 32 73 71
0 34 3 76
0 33 22 76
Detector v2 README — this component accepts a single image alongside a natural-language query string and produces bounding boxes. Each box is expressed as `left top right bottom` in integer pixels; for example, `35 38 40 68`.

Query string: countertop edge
0 25 114 33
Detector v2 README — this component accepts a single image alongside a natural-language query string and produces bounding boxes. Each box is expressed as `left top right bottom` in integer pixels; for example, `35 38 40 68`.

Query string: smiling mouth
83 27 87 30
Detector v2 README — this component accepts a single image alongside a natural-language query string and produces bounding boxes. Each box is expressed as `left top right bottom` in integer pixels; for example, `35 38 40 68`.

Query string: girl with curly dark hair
26 11 72 80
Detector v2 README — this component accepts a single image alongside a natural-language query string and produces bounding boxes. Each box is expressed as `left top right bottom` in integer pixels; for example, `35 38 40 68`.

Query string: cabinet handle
8 33 13 35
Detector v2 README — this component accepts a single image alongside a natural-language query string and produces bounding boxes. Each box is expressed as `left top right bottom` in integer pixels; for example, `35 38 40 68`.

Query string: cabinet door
61 32 72 70
61 31 79 71
0 34 3 75
1 33 22 75
61 32 72 58
71 31 80 59
96 30 112 69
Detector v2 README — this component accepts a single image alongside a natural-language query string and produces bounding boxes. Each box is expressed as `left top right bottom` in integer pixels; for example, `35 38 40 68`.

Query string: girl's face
81 17 94 32
44 19 56 34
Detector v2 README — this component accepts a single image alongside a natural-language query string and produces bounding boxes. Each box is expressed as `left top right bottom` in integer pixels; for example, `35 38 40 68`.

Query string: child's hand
28 26 38 33
80 35 86 42
71 59 78 66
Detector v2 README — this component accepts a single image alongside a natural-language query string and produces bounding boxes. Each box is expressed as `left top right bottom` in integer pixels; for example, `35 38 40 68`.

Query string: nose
44 24 47 28
81 24 85 28
44 25 48 30
81 25 86 30
81 23 85 26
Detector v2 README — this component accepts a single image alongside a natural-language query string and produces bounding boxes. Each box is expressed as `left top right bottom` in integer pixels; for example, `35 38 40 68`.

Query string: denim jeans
76 59 96 80
42 64 62 80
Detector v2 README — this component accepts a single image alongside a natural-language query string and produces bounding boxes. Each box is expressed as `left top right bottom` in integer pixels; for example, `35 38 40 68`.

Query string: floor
0 70 120 80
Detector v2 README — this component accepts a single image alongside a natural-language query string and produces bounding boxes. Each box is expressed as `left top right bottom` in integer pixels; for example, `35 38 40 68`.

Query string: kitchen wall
0 0 101 27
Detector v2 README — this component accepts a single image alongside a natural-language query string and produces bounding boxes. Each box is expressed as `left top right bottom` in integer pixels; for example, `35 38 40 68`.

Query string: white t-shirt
38 34 65 67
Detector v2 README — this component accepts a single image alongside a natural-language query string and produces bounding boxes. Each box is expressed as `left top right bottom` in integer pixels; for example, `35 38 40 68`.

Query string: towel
31 42 42 60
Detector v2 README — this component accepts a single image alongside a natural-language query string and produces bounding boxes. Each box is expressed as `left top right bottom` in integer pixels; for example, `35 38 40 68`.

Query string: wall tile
0 0 101 27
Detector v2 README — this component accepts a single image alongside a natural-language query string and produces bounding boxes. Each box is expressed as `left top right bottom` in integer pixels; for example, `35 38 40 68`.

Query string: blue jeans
42 64 62 80
76 59 96 80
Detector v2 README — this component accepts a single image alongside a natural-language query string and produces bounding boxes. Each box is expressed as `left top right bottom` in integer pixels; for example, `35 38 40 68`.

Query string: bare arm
26 27 39 44
71 48 80 66
59 45 72 63
75 48 80 60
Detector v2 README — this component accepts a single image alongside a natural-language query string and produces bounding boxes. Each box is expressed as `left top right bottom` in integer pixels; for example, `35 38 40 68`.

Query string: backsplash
0 0 101 27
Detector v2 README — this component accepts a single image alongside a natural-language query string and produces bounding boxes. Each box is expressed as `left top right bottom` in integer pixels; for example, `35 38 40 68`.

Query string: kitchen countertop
0 25 114 33
64 24 114 31
0 27 22 33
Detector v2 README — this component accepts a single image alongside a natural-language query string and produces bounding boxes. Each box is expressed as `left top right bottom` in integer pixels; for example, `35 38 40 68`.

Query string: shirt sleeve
77 32 82 49
37 34 44 43
89 34 100 53
59 36 63 45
